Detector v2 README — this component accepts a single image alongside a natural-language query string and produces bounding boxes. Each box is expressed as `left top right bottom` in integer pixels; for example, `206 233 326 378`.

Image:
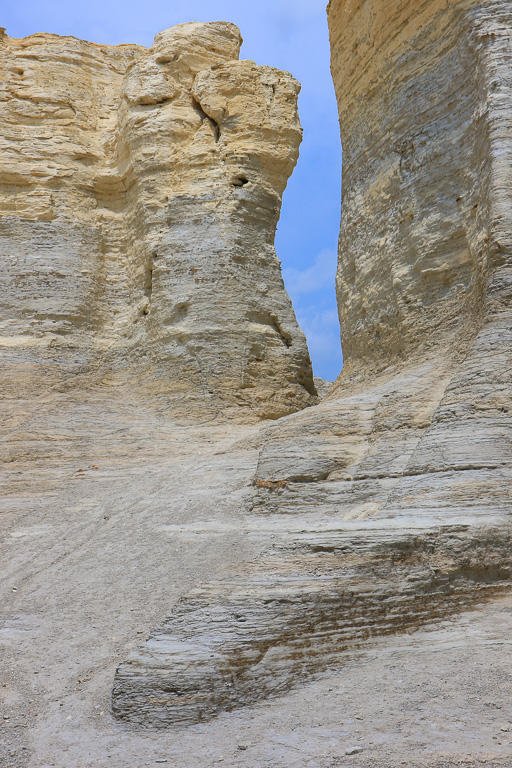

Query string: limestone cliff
0 22 316 422
2 4 512 755
112 1 512 727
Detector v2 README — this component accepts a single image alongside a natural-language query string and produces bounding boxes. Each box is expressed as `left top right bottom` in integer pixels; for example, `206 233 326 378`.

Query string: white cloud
296 307 342 382
283 249 337 297
283 250 343 381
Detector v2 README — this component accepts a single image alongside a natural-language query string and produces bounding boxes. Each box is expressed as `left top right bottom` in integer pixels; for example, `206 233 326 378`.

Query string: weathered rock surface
0 22 316 423
4 421 512 765
2 3 512 761
313 375 333 399
112 0 512 727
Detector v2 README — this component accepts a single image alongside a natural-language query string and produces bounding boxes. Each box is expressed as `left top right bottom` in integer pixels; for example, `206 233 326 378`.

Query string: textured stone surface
112 0 512 728
0 22 316 423
2 3 512 762
4 425 512 765
330 0 511 384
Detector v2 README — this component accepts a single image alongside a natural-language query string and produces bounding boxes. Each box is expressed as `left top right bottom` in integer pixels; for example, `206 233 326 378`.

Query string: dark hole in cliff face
232 175 249 187
144 266 153 305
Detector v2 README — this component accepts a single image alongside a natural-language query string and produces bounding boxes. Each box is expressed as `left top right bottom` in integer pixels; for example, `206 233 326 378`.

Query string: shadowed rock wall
332 1 491 377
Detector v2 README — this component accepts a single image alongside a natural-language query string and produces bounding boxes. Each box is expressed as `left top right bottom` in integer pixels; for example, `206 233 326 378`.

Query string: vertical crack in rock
191 95 220 141
112 1 512 726
143 264 153 314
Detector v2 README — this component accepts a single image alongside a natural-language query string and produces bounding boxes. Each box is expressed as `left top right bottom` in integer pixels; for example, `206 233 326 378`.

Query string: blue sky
2 0 343 381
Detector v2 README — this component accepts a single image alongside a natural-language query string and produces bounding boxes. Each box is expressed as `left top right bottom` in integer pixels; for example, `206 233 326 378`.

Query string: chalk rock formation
113 0 512 726
0 22 315 421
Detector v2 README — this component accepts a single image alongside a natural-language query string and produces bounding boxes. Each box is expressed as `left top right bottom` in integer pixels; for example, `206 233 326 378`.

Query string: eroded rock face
0 22 316 421
2 0 511 744
331 0 510 381
113 1 512 726
328 0 512 498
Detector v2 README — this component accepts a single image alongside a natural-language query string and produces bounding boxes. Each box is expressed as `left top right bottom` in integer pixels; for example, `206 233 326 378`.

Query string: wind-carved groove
191 95 220 142
274 317 292 347
163 299 189 326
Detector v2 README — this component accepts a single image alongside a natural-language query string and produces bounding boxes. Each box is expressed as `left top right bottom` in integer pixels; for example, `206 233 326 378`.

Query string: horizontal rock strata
113 0 512 725
0 22 316 422
113 518 512 726
113 360 512 725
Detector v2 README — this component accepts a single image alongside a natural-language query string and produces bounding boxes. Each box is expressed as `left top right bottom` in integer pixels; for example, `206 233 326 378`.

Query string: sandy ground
2 413 512 768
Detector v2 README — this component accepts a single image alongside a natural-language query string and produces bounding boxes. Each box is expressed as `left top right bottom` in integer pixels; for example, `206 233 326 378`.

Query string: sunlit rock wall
329 0 512 489
0 22 316 421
